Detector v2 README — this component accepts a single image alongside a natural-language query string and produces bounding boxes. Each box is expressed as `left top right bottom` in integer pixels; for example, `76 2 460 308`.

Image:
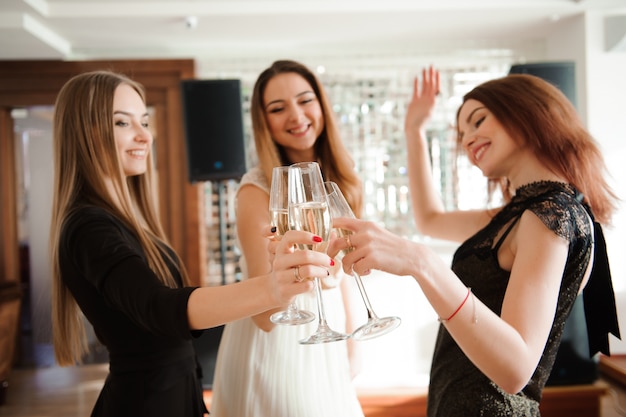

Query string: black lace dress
427 181 594 417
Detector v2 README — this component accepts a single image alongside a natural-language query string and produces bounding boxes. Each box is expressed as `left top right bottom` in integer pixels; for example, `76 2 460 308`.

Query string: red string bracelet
438 287 472 323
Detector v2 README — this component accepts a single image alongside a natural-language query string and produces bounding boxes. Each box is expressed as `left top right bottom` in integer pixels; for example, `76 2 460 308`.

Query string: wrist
405 126 428 142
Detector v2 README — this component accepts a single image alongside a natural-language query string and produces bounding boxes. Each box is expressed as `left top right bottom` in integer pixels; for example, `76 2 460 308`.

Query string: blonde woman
211 60 365 417
49 70 328 417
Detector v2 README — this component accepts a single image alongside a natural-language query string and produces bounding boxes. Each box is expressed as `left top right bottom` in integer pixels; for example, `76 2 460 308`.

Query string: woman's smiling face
263 72 324 161
113 83 153 177
457 98 522 179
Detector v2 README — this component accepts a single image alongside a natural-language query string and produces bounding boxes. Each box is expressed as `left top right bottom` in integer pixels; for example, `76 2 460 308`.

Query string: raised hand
404 66 440 136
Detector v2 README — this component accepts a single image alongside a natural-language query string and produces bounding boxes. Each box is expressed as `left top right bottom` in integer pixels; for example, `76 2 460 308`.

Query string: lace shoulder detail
238 166 270 194
514 182 589 241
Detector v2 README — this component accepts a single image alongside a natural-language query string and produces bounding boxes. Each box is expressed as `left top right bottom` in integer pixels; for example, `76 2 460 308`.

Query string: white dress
210 167 364 417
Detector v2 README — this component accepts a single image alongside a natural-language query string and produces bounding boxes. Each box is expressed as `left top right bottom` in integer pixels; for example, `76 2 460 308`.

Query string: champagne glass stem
270 298 315 326
299 276 349 344
348 264 402 341
352 268 379 320
285 302 300 316
313 277 331 327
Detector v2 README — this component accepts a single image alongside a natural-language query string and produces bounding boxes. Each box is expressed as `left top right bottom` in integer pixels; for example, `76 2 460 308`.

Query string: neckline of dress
512 180 573 200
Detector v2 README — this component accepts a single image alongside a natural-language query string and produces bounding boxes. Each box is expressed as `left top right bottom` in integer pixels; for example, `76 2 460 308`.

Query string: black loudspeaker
509 62 597 386
181 79 246 182
509 62 577 109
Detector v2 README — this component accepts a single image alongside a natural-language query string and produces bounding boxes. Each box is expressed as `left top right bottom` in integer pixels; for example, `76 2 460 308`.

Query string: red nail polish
330 259 335 266
313 235 323 243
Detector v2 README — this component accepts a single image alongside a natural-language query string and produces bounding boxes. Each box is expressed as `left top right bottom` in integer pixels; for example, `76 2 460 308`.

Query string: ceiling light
185 16 198 30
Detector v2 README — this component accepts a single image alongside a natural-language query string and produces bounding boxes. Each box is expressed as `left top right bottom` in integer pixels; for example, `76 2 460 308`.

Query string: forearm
411 252 539 393
251 309 278 332
186 275 276 330
440 300 537 394
405 129 492 242
248 263 281 333
405 127 447 235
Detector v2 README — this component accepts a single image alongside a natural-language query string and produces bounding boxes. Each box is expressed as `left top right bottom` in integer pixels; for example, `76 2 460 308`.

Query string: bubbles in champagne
289 202 330 250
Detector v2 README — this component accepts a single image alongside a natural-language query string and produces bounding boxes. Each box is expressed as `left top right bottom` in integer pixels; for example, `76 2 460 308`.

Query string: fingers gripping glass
289 163 349 344
269 166 316 325
325 181 401 341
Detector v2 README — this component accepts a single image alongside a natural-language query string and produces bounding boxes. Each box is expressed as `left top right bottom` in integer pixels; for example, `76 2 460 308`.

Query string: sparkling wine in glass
289 162 349 344
269 166 316 325
325 181 401 341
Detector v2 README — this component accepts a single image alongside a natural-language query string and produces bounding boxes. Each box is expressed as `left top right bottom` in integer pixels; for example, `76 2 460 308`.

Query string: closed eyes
267 98 316 114
114 120 149 128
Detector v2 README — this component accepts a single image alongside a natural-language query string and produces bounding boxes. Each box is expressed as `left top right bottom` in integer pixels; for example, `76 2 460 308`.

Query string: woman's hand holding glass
325 181 401 340
269 228 332 306
269 166 316 325
327 216 416 279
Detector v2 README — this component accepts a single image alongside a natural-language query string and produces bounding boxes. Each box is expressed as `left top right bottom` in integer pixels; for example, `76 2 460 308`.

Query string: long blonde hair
250 60 363 217
49 70 189 365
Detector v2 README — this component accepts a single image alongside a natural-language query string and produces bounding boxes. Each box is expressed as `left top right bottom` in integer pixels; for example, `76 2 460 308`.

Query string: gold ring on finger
293 266 304 282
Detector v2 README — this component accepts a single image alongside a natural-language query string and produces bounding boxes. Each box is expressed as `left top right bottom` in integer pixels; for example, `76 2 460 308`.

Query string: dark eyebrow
265 90 315 109
297 90 315 98
114 110 149 118
458 106 486 141
264 99 283 109
464 106 485 125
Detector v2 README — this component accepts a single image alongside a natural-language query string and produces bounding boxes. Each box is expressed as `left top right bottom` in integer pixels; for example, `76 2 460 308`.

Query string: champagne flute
325 181 401 341
289 162 349 344
269 166 316 325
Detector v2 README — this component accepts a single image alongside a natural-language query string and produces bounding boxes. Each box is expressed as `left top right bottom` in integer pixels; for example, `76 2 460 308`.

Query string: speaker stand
217 181 228 286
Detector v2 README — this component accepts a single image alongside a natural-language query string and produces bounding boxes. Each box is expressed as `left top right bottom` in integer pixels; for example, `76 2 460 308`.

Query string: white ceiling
1 0 626 66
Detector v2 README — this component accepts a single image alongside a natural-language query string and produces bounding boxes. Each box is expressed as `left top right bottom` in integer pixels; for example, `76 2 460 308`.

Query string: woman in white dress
210 60 365 417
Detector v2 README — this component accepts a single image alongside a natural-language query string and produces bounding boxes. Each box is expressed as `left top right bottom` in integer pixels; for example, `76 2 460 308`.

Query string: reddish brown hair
457 74 617 224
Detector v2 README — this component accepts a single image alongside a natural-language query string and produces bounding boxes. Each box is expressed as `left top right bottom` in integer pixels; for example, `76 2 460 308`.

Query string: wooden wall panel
0 59 205 287
0 108 19 284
